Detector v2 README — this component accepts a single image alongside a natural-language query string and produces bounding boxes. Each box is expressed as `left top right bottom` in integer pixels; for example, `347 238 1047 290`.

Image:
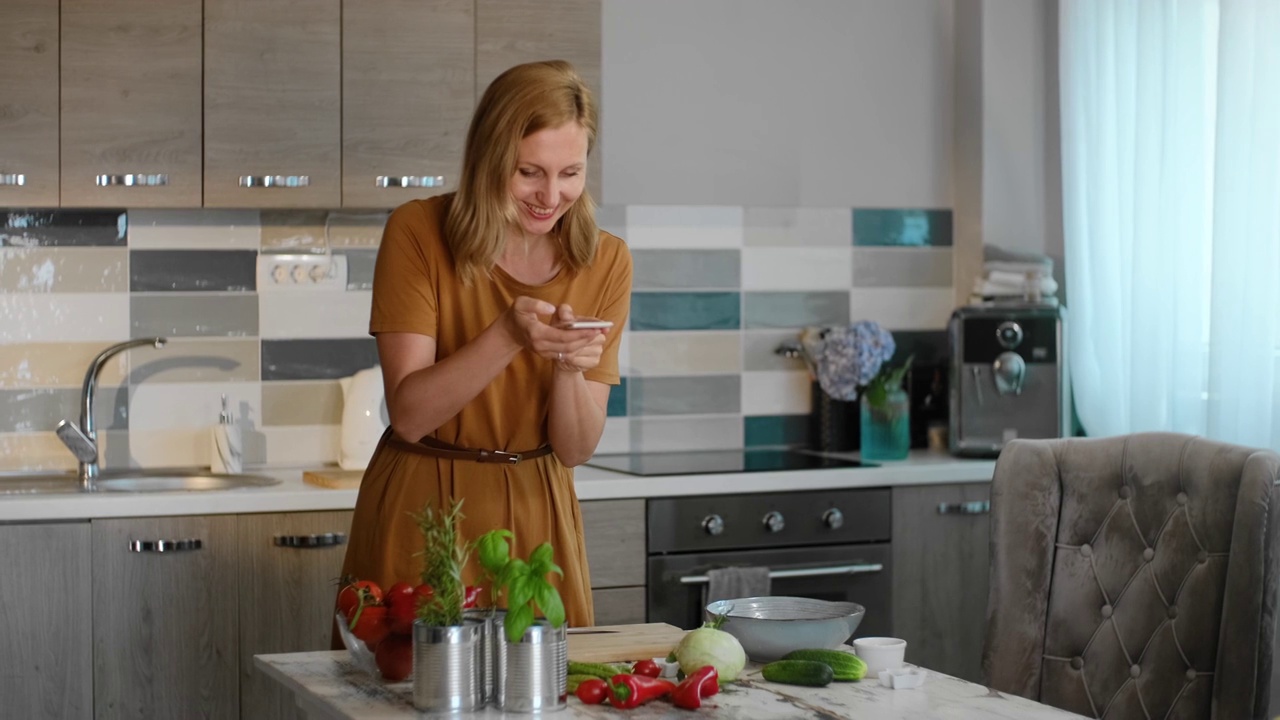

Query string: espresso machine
948 304 1069 457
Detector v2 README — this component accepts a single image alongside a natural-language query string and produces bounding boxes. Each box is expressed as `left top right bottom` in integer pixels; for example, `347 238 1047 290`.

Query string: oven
646 487 892 637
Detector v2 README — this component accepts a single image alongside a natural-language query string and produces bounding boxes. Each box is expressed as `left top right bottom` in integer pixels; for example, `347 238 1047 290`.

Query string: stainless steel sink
0 469 282 495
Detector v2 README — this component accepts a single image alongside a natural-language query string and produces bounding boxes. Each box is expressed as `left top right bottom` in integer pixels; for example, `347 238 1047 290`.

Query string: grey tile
632 249 739 290
630 292 740 331
0 248 128 292
853 247 952 287
853 209 953 247
337 248 378 290
262 380 344 426
131 295 259 338
1 210 126 247
130 250 258 292
628 415 743 451
261 338 378 381
125 339 260 384
595 205 627 238
0 386 127 433
743 292 850 329
744 208 852 247
629 375 740 416
743 329 813 372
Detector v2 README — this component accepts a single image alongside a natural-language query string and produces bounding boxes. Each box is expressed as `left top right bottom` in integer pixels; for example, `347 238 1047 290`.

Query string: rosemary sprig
413 499 471 628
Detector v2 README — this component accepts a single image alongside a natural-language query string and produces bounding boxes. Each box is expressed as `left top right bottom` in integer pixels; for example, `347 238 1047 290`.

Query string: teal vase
860 389 910 461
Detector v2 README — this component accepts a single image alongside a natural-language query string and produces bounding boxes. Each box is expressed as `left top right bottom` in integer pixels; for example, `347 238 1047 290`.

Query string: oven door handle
678 562 884 585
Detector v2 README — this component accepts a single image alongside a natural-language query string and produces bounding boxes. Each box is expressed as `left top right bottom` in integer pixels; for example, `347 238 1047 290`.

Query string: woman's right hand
503 296 601 362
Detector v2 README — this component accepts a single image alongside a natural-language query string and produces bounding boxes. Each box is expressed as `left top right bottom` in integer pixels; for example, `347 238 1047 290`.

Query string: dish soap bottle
211 393 243 474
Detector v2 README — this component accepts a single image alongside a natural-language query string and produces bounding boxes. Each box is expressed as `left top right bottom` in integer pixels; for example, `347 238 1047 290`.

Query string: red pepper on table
632 659 662 678
672 666 719 710
462 585 482 609
607 673 676 709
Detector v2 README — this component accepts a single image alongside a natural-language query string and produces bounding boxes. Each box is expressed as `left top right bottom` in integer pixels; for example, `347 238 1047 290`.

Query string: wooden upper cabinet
0 0 59 207
205 0 341 208
60 0 203 208
475 0 603 201
342 0 475 209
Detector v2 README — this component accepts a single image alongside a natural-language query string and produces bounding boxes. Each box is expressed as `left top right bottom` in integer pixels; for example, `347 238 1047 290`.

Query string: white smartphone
556 317 614 330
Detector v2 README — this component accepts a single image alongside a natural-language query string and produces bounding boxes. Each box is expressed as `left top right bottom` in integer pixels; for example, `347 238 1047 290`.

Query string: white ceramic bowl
853 636 907 674
705 596 865 663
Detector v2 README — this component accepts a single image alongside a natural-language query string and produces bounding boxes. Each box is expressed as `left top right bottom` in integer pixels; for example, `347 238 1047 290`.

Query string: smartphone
556 317 614 330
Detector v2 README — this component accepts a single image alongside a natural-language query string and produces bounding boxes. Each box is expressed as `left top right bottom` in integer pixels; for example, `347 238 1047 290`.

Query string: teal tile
631 292 740 331
853 209 953 247
608 378 628 417
632 249 739 290
743 292 849 329
744 415 810 448
630 375 740 416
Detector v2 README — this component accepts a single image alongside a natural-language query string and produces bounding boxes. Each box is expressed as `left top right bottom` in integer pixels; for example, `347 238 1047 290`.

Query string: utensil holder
494 617 567 713
412 618 485 713
811 381 860 452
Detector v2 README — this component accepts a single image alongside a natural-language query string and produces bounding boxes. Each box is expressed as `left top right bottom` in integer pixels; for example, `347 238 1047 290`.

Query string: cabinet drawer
591 586 646 627
582 499 645 588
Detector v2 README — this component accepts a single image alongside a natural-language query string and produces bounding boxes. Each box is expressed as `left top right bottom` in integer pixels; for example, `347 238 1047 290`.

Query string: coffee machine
948 304 1069 457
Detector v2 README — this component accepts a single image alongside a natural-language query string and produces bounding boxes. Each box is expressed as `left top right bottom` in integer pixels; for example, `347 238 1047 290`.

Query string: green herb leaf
476 529 513 575
505 603 536 643
529 542 554 570
534 580 566 628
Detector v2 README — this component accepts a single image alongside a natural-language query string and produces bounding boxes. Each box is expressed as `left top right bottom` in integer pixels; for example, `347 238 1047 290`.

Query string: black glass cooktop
584 449 869 477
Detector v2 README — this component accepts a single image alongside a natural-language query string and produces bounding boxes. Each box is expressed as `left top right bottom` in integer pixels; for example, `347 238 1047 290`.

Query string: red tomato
574 678 608 704
412 583 435 606
387 596 417 636
375 634 414 682
350 605 390 649
337 579 383 621
385 582 415 610
632 659 662 678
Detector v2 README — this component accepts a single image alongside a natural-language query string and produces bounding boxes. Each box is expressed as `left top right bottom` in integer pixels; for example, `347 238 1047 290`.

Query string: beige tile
626 331 742 376
853 247 952 287
126 338 260 384
0 432 76 471
260 210 388 250
262 380 344 426
0 248 127 292
0 342 128 388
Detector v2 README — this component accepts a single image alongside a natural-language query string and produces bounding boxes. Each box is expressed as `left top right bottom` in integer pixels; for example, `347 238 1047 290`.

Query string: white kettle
339 366 389 470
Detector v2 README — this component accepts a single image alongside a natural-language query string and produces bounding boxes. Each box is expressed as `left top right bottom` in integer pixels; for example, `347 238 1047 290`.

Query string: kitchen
3 1 1275 719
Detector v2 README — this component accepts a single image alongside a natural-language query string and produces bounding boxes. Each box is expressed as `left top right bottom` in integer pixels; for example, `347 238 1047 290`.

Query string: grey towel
706 566 772 605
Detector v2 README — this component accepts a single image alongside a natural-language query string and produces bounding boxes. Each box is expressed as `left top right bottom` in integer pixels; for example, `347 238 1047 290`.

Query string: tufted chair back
982 433 1280 719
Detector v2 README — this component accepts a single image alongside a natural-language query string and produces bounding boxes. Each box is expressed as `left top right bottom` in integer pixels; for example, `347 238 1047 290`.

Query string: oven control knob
763 511 785 533
823 508 845 530
702 514 725 536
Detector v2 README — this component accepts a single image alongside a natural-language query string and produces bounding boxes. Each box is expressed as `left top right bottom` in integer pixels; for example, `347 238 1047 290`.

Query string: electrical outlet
257 254 348 291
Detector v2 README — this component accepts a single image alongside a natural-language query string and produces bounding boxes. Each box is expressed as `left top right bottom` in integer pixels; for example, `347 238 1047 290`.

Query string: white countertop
0 450 995 523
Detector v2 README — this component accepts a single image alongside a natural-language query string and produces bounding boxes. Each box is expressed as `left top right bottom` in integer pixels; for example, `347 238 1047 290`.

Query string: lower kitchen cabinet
890 483 991 684
0 522 93 720
93 514 240 720
238 510 353 720
581 499 647 625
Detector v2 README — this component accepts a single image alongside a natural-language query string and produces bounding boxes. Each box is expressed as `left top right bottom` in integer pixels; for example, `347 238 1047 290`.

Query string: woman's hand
504 297 606 367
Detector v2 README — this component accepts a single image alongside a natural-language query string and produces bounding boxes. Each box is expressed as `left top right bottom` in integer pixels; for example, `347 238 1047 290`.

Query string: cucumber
566 661 630 681
761 659 835 687
780 649 867 681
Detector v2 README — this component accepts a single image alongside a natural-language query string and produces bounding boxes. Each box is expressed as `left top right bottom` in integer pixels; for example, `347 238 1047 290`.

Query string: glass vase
860 388 910 461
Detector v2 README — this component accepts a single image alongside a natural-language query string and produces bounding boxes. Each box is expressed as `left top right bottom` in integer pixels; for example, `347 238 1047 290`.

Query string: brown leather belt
384 428 553 465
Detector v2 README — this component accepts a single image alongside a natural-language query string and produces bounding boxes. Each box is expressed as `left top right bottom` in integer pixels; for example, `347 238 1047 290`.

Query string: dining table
254 649 1091 719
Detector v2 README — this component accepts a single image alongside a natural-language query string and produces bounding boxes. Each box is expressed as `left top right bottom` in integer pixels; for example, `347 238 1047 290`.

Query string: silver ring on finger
557 351 563 362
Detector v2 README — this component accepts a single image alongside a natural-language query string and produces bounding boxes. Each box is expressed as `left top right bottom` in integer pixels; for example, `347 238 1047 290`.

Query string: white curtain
1060 0 1280 450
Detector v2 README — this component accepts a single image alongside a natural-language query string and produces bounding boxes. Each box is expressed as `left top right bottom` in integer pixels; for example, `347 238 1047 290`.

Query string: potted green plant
410 499 485 712
475 529 568 713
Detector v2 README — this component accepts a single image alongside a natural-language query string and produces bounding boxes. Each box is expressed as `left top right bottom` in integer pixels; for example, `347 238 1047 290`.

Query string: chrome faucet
56 337 167 488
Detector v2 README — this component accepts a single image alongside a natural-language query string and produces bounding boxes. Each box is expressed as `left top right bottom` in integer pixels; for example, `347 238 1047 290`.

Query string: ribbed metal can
412 618 485 713
463 608 505 705
494 618 567 713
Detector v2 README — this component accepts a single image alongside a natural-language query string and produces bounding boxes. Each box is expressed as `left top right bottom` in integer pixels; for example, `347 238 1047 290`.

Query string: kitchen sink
0 469 282 495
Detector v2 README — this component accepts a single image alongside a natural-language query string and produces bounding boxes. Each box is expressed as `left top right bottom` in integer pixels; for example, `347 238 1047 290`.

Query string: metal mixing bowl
705 596 866 662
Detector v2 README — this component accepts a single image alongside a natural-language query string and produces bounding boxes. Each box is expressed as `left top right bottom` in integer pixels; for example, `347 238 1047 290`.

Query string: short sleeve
369 200 443 338
582 233 632 386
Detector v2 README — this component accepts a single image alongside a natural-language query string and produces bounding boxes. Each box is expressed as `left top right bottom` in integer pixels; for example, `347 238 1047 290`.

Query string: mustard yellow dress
339 194 631 630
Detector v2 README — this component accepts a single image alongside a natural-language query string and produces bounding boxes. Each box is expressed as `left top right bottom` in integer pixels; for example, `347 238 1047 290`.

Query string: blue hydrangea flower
812 321 896 401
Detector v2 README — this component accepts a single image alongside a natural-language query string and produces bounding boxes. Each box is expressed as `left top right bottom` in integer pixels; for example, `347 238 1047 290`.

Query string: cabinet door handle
239 175 311 188
679 563 883 584
96 174 169 187
129 538 203 553
375 175 445 189
0 173 26 186
937 501 990 515
273 532 347 549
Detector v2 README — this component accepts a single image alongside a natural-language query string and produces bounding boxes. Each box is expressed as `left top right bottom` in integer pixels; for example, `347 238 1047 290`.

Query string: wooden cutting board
566 623 687 663
302 468 365 489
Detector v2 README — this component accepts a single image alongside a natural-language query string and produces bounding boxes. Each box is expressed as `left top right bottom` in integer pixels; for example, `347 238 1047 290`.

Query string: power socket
257 254 348 292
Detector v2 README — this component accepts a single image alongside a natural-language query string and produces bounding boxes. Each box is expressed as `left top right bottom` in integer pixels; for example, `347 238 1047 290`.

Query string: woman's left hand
552 304 608 373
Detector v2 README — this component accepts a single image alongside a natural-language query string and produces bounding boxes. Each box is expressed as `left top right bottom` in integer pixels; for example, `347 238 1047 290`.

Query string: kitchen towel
706 566 772 604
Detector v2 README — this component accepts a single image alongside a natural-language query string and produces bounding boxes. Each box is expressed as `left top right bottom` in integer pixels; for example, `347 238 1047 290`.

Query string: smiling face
509 122 589 237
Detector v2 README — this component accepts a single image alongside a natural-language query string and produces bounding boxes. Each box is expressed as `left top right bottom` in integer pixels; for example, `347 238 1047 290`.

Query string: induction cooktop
584 448 869 477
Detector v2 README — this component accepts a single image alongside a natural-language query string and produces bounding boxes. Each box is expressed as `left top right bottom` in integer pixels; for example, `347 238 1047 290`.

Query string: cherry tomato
337 579 383 620
350 605 390 649
574 678 608 704
385 581 415 609
632 659 662 678
375 634 414 682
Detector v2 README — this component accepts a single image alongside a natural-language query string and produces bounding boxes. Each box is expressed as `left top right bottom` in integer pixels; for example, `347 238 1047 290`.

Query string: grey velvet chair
982 433 1280 719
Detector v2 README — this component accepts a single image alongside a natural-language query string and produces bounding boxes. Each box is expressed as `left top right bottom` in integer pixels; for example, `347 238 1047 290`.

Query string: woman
339 60 631 628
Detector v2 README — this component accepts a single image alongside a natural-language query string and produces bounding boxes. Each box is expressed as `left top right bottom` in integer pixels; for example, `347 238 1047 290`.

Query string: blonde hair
445 60 599 284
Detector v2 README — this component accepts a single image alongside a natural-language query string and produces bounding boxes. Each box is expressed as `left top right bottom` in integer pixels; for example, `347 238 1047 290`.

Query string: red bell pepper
608 673 676 709
672 666 719 710
632 659 662 678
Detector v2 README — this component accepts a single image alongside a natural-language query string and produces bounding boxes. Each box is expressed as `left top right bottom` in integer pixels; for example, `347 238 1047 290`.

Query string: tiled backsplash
0 206 952 471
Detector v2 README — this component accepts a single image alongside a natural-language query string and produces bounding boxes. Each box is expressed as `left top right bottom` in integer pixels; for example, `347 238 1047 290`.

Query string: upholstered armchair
983 433 1280 719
